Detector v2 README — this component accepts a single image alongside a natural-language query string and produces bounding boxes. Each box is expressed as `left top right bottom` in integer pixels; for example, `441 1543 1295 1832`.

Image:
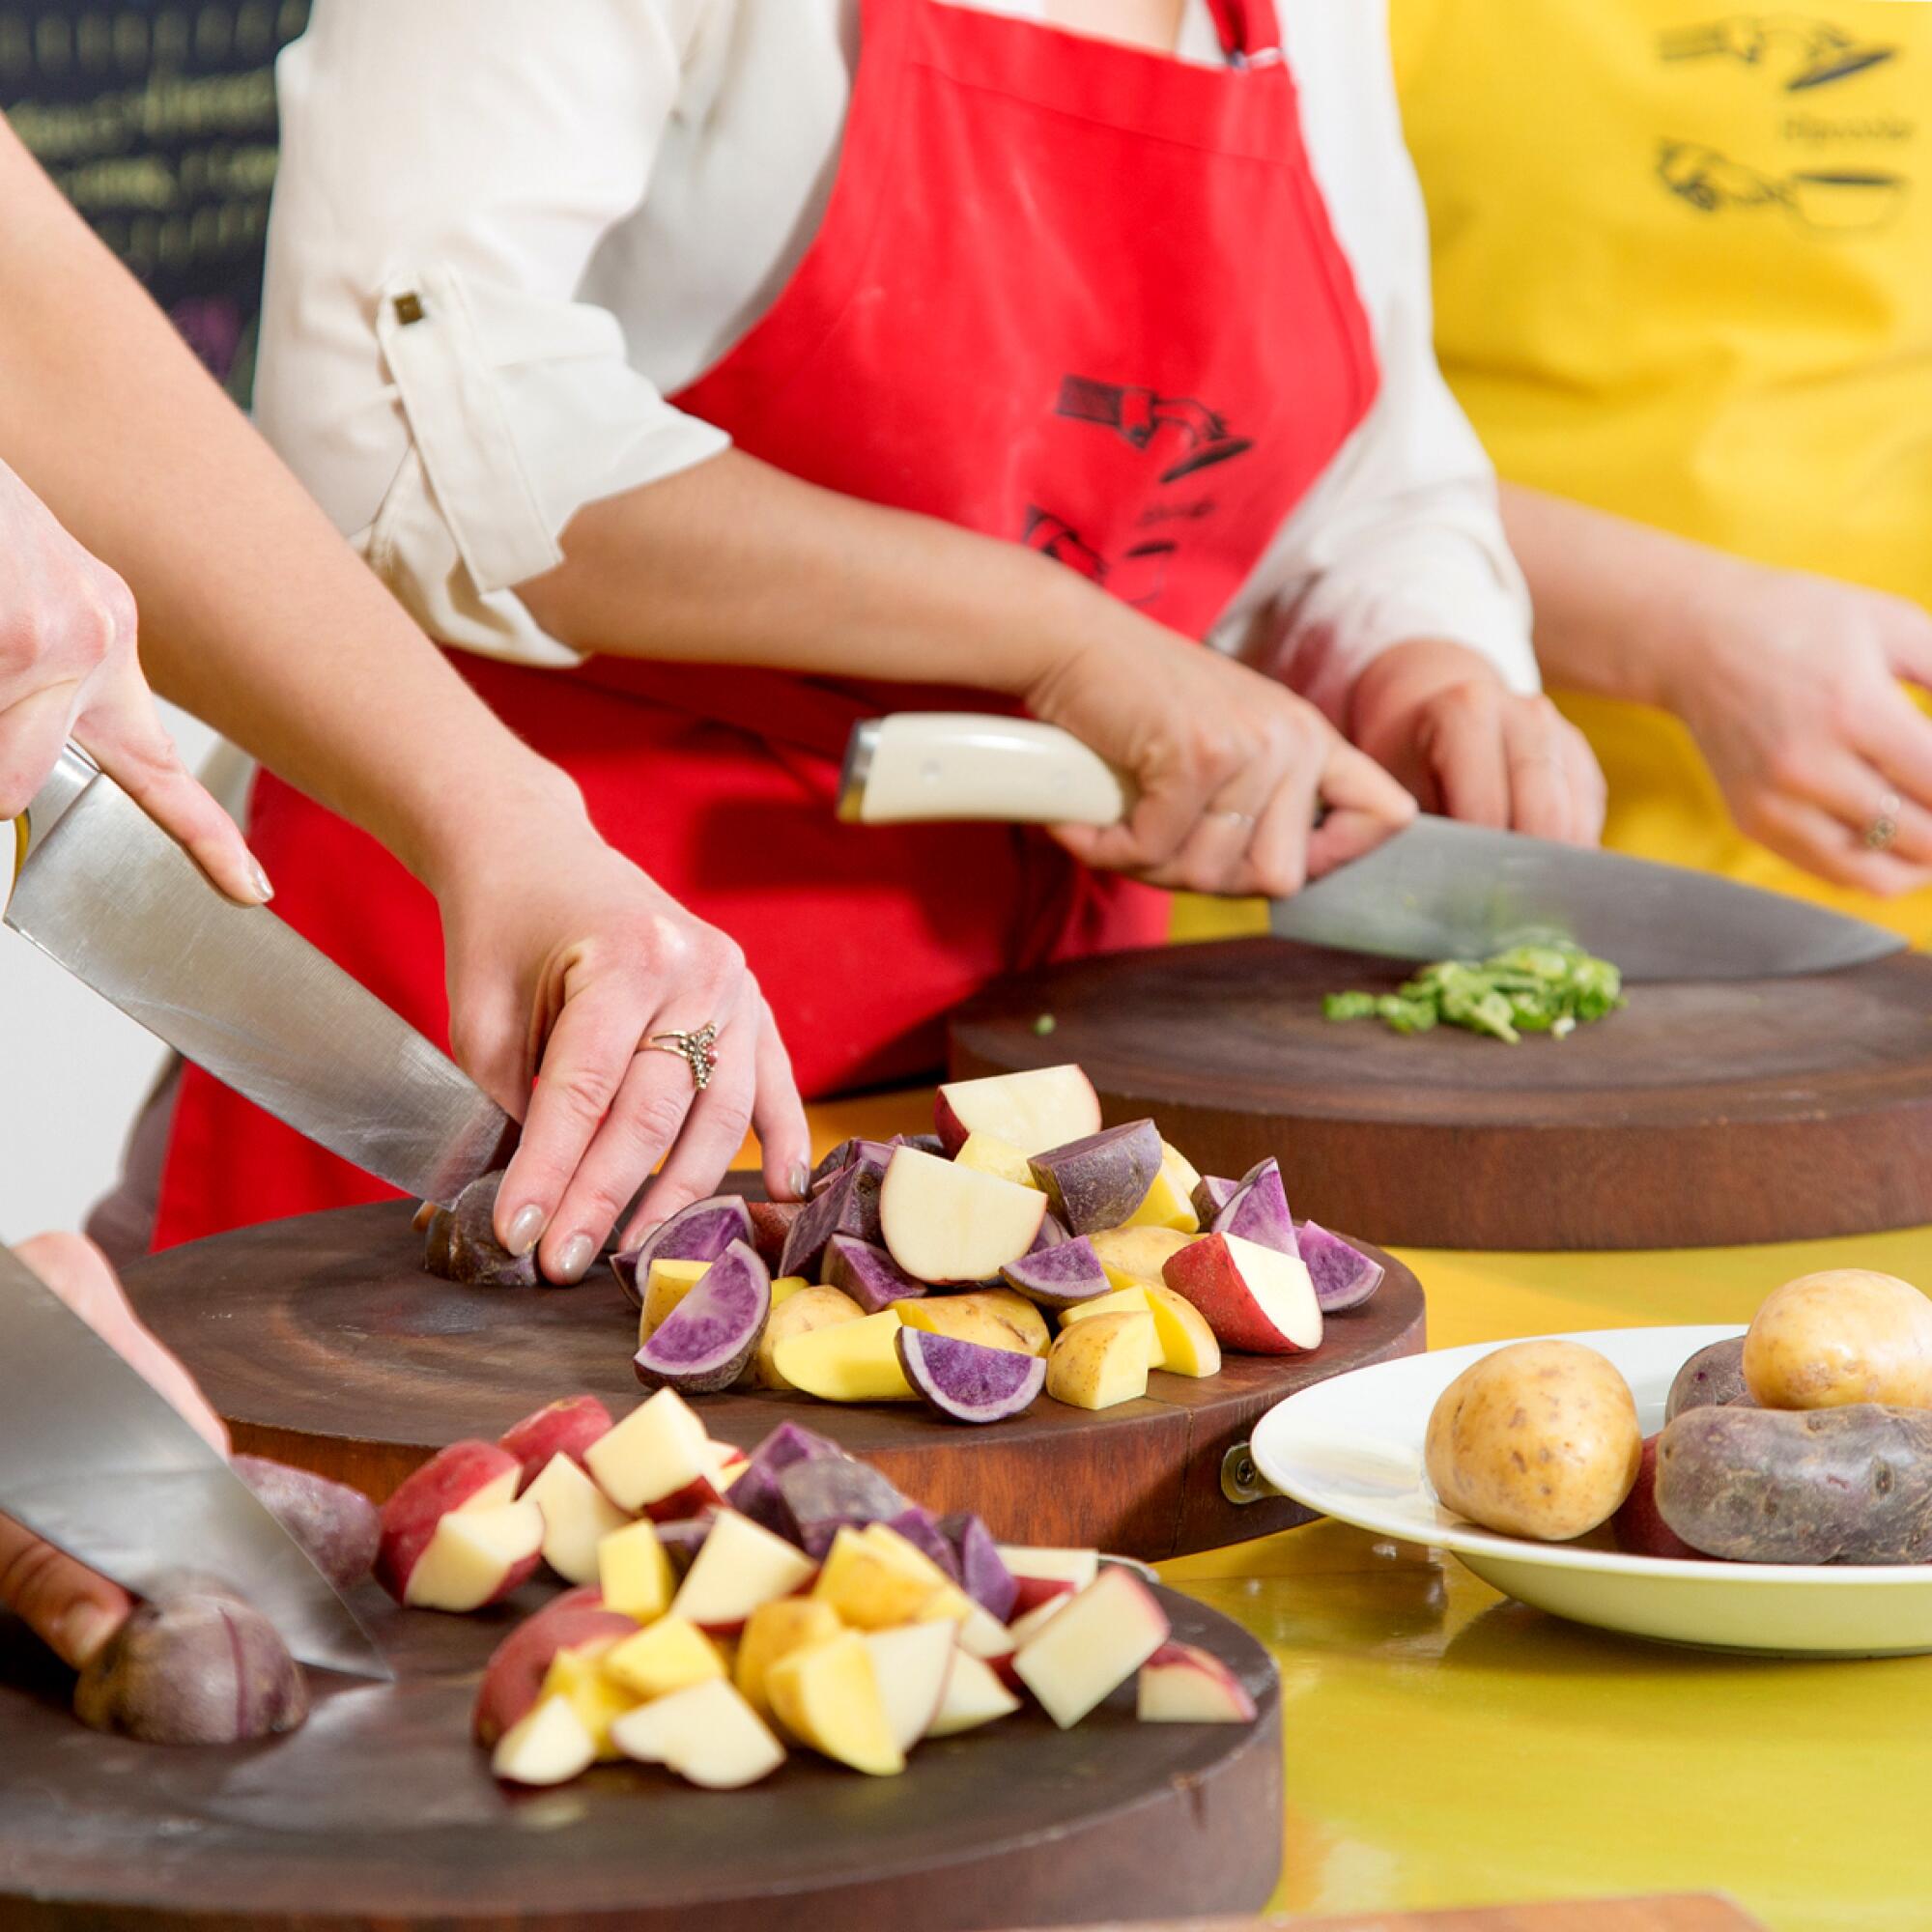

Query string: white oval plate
1251 1324 1932 1657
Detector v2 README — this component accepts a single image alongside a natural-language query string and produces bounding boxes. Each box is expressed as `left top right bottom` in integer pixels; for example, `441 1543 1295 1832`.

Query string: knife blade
838 714 1905 980
0 1241 388 1679
5 746 513 1205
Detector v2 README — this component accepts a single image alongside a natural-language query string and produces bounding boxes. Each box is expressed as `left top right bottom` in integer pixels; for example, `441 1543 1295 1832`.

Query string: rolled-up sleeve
256 0 724 666
1232 0 1537 722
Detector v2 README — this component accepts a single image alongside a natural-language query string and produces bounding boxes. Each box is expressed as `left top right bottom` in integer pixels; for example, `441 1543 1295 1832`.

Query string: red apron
155 0 1378 1248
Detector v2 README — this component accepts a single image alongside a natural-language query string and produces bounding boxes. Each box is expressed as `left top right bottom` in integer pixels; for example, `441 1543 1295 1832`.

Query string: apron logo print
1658 138 1908 231
1054 376 1254 483
1659 14 1896 91
1022 509 1178 608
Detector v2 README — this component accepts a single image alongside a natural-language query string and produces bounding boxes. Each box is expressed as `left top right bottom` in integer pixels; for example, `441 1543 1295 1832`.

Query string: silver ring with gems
1865 795 1902 852
648 1023 721 1092
1209 810 1258 829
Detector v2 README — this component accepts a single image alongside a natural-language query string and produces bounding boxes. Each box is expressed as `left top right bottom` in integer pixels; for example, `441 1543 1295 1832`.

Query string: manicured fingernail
506 1205 546 1258
248 860 274 904
556 1234 595 1283
59 1603 122 1667
787 1162 811 1201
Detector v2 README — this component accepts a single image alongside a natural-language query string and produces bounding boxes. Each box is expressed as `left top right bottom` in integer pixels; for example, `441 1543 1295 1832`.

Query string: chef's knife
837 714 1905 980
4 746 513 1204
0 1240 388 1679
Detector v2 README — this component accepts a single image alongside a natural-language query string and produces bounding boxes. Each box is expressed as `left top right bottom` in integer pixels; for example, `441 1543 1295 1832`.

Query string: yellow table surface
777 1096 1932 1932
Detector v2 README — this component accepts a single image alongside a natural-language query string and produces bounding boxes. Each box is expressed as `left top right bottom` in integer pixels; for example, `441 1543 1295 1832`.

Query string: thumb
1881 601 1932 694
0 1513 132 1667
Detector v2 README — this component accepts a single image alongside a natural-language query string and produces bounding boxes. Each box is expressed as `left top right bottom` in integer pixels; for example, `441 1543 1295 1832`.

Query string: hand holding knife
839 713 1903 980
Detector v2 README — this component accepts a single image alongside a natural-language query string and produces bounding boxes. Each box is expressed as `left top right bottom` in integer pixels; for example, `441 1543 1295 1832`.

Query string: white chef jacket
256 0 1537 720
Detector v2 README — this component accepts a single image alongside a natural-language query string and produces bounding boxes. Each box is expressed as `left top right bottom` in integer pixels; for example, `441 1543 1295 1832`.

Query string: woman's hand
1349 639 1606 845
0 1235 229 1669
432 796 810 1283
1026 612 1418 897
0 459 266 902
1663 562 1932 895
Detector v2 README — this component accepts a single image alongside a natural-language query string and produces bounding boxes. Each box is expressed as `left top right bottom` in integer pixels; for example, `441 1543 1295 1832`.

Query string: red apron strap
1201 0 1282 63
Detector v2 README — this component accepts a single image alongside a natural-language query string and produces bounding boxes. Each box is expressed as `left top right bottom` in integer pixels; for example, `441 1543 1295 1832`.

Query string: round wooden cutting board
122 1199 1423 1552
0 1578 1280 1932
949 937 1932 1252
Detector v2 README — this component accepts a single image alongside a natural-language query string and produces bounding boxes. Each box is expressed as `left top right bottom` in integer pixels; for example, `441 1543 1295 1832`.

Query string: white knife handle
838 714 1134 826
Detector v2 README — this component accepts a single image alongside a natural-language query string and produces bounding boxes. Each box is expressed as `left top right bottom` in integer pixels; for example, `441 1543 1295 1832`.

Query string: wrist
406 747 590 901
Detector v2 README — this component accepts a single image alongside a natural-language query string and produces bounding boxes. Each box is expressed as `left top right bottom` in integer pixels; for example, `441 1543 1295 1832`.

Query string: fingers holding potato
1425 1339 1642 1542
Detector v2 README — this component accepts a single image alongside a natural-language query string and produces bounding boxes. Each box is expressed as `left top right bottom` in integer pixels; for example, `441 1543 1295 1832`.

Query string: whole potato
1665 1336 1753 1421
232 1456 381 1592
1743 1270 1932 1411
74 1579 309 1745
1424 1340 1642 1542
1657 1403 1932 1563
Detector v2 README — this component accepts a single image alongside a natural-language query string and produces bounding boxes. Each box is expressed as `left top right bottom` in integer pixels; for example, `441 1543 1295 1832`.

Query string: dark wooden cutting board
122 1198 1423 1553
949 937 1932 1251
0 1578 1279 1932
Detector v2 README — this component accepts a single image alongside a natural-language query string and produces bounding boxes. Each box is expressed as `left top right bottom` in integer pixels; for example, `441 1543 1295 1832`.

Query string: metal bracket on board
1219 1442 1282 1507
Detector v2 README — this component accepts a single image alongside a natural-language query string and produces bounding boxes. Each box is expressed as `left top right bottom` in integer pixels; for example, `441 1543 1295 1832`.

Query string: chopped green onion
1322 941 1623 1043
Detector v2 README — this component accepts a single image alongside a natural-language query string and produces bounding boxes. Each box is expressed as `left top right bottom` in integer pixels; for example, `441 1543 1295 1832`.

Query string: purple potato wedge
633 1240 771 1395
610 1194 755 1307
1028 1211 1072 1253
653 1512 718 1575
891 1132 947 1157
1296 1221 1384 1313
73 1580 309 1746
1191 1175 1240 1224
231 1457 381 1592
775 1456 912 1560
883 1507 962 1582
724 1422 846 1546
436 1173 539 1289
809 1139 896 1197
1210 1157 1298 1259
745 1200 803 1271
824 1234 926 1314
1028 1121 1163 1236
422 1206 456 1277
780 1153 890 1279
1001 1236 1113 1311
939 1512 1018 1622
895 1326 1047 1425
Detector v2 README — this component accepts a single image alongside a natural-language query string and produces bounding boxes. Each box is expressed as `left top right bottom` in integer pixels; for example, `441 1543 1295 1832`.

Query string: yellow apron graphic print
1372 0 1932 945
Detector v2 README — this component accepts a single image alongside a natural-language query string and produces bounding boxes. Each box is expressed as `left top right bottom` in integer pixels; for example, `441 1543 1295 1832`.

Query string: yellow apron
1377 0 1932 945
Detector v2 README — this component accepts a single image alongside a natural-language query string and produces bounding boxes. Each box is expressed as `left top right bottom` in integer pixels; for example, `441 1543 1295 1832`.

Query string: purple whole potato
1656 1403 1932 1564
1001 1236 1113 1311
633 1240 771 1394
1664 1336 1752 1422
895 1327 1047 1425
776 1456 913 1559
434 1173 538 1289
939 1513 1018 1622
1191 1175 1241 1224
724 1422 847 1543
1296 1222 1383 1314
231 1457 381 1593
1211 1158 1298 1259
73 1578 309 1746
610 1194 754 1306
1028 1120 1163 1236
824 1235 925 1315
883 1507 962 1582
780 1153 890 1280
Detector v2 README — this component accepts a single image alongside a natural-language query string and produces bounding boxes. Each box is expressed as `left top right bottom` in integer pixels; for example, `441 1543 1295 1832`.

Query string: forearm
1501 484 1741 713
519 447 1152 700
0 125 579 889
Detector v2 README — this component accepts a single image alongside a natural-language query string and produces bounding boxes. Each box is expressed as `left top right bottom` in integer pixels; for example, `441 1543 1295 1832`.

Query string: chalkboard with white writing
1 1 311 401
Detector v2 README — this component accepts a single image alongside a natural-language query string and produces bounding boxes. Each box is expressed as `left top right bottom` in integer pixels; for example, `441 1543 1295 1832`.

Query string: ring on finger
1865 793 1903 852
646 1022 721 1092
1208 809 1258 830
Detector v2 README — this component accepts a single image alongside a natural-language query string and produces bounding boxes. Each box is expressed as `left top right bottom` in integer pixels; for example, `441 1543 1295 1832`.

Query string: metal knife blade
1266 814 1904 980
0 1242 388 1680
839 714 1906 980
5 747 512 1205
